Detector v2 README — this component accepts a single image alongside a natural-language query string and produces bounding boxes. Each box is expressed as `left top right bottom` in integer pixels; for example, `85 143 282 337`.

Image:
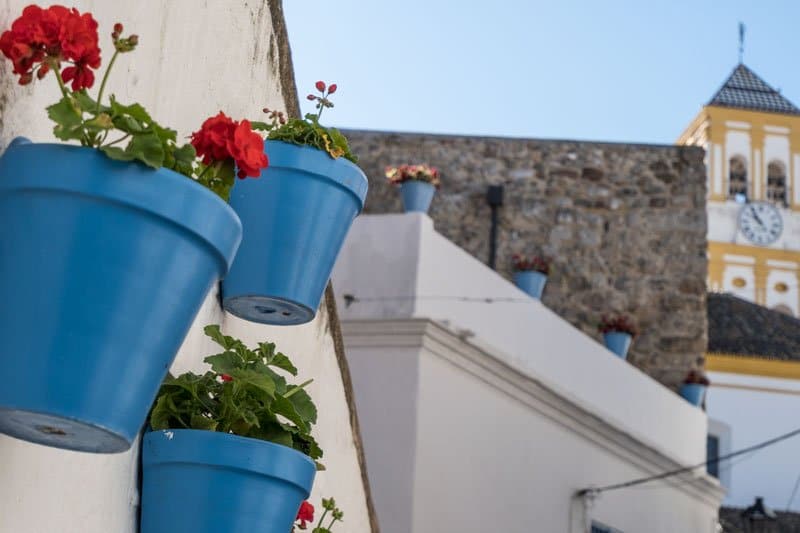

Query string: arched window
729 155 748 201
767 160 788 206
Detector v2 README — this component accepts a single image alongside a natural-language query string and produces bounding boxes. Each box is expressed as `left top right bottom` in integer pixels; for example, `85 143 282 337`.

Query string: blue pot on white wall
142 429 316 533
400 180 435 213
0 139 242 453
513 270 548 299
603 332 632 359
680 384 707 406
223 141 368 326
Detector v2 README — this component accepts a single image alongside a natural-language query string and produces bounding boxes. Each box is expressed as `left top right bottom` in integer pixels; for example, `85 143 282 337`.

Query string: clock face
738 202 783 246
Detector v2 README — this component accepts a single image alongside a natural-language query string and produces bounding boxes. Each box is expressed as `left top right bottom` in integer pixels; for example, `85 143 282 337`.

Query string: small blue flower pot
0 140 241 453
400 180 436 213
514 270 548 299
223 141 367 325
603 332 632 359
142 429 316 533
680 383 707 406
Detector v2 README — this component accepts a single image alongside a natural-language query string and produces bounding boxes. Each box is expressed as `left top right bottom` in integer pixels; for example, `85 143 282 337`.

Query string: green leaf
272 395 309 432
100 145 136 161
47 96 85 142
204 351 239 375
149 395 175 430
171 143 196 176
269 352 298 375
126 133 165 169
229 368 275 400
72 90 99 112
109 96 153 124
249 120 272 131
85 113 114 130
286 387 317 425
190 413 218 431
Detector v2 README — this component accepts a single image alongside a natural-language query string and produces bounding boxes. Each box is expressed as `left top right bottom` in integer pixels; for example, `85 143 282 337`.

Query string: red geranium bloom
296 500 314 529
191 112 237 165
228 119 268 179
0 5 101 87
220 374 232 382
61 46 100 90
191 113 268 178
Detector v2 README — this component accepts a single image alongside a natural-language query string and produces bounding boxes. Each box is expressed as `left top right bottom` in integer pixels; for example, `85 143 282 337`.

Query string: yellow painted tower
679 64 800 318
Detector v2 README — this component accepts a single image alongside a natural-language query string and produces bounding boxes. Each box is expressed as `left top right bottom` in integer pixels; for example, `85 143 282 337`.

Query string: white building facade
333 213 725 533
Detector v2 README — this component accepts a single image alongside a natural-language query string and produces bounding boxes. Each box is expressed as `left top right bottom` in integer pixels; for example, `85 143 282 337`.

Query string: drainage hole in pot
36 425 67 436
254 305 276 314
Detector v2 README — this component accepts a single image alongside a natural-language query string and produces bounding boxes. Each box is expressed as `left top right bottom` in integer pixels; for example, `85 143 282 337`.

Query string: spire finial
738 22 745 63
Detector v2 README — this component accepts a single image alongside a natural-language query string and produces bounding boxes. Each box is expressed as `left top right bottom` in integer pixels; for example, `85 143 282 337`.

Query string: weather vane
738 22 745 63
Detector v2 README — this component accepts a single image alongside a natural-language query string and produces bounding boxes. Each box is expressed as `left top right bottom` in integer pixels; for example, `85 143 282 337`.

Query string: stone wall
346 130 708 388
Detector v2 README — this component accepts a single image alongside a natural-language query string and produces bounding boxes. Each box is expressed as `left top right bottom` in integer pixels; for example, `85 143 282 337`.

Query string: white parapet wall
0 2 374 532
333 213 724 533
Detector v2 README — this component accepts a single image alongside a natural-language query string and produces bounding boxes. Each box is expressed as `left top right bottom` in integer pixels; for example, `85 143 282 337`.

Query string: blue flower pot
0 139 241 453
223 141 367 325
680 383 707 406
513 270 548 299
142 429 316 533
400 180 436 213
603 332 632 359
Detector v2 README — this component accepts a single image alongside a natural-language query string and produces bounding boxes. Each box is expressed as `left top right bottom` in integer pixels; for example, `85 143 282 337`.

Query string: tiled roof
707 293 800 360
719 505 800 532
708 64 800 115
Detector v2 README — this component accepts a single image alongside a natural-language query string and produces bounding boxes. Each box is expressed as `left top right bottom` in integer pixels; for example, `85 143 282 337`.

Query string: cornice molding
342 319 725 505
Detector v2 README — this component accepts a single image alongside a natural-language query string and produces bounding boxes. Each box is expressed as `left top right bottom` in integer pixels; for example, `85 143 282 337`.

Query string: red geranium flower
0 4 101 88
229 119 268 178
296 500 314 529
220 374 232 382
191 113 268 179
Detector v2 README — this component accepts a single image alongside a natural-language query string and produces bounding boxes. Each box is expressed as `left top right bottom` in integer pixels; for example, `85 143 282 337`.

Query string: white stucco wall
333 213 724 533
707 372 800 511
334 213 708 467
0 2 373 532
344 320 723 533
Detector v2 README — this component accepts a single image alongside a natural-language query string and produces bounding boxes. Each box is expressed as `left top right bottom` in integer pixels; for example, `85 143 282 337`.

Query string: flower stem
315 509 330 531
95 50 119 114
52 64 69 99
102 133 131 148
283 379 313 399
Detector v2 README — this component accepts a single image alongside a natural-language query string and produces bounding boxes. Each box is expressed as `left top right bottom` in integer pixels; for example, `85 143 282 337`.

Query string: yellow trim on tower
706 353 800 380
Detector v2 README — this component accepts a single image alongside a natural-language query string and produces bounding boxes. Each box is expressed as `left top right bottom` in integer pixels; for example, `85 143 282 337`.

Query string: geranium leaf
204 351 239 375
126 132 165 169
286 386 317 425
272 395 309 432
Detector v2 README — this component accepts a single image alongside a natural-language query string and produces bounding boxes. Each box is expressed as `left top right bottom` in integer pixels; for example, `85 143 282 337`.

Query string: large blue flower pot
0 139 241 453
680 383 707 406
142 429 316 533
400 180 435 213
603 332 632 359
223 141 367 325
513 270 548 299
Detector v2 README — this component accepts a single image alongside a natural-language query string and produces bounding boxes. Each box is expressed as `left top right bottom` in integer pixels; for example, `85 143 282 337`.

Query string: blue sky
284 1 800 145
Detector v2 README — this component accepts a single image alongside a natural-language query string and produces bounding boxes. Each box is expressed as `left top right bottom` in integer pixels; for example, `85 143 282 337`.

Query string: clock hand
750 206 765 226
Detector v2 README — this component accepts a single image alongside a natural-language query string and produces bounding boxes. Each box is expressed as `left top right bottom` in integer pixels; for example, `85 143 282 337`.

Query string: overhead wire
576 426 800 497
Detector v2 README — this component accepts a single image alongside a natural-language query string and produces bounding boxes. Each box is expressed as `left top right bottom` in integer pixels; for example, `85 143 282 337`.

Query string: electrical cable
785 469 800 511
576 426 800 497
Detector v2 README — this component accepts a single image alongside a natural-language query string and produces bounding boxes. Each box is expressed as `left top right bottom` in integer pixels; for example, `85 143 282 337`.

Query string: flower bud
19 72 33 85
315 80 326 92
114 23 123 35
37 64 50 79
128 34 139 46
262 107 270 113
328 83 337 94
307 94 316 100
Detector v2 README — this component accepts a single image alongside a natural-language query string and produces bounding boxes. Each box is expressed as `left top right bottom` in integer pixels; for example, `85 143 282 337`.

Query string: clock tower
679 64 800 316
